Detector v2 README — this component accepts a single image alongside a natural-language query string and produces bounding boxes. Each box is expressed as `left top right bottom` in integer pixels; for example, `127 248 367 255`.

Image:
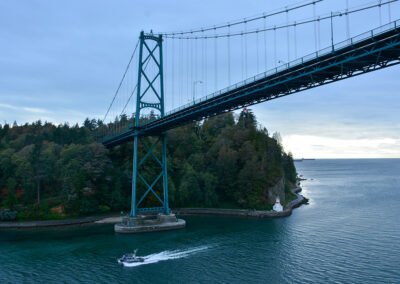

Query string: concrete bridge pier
114 213 185 233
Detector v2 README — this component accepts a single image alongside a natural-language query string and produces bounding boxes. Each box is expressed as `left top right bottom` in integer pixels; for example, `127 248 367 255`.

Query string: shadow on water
0 215 287 252
0 223 115 242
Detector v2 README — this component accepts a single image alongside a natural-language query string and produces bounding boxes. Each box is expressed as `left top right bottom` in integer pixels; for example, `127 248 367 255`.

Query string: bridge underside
103 21 400 148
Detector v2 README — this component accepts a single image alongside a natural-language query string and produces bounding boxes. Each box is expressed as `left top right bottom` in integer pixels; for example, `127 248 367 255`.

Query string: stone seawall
0 216 100 229
174 207 292 218
175 186 306 218
0 187 307 228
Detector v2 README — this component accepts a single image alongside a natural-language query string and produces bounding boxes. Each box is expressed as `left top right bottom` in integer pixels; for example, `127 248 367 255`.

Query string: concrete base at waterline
114 213 185 233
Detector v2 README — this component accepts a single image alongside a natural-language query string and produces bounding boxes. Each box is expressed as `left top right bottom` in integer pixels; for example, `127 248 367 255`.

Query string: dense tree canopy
0 110 297 220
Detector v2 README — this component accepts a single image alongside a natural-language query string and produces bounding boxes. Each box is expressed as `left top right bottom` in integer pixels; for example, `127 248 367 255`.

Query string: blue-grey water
1 159 400 283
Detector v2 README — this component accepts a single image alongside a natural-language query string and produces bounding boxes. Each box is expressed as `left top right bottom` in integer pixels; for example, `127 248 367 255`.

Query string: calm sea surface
1 159 400 283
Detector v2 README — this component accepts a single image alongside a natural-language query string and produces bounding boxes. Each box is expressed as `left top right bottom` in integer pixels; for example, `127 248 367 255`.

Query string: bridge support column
130 134 139 217
161 133 170 215
129 133 170 217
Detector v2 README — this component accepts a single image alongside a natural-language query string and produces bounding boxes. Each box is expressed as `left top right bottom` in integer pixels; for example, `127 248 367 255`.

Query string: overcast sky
1 0 399 158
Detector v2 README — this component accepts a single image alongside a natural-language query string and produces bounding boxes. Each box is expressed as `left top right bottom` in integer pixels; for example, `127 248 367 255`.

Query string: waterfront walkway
0 187 306 228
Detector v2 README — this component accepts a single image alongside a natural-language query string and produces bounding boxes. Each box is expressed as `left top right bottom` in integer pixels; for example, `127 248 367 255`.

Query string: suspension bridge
99 0 400 231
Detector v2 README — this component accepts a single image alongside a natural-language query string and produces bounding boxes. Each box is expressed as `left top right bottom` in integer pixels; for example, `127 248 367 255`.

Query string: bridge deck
103 20 400 148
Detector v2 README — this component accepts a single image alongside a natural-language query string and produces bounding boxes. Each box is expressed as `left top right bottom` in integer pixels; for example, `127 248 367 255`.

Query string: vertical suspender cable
228 25 231 85
121 59 125 124
131 55 137 119
114 84 117 133
129 56 132 117
122 60 125 119
274 26 277 67
179 39 182 107
256 31 259 73
129 62 132 115
125 58 129 120
194 37 198 98
126 58 129 119
245 21 248 78
186 40 189 103
119 72 122 129
205 38 208 95
317 17 321 50
263 16 267 70
214 29 218 90
286 7 290 62
346 0 350 39
126 62 129 125
202 36 206 96
135 51 138 115
313 3 318 51
241 32 244 80
124 61 127 124
379 0 382 26
123 54 128 125
191 39 194 102
123 59 127 119
165 39 168 110
172 39 175 109
135 52 138 116
294 22 297 59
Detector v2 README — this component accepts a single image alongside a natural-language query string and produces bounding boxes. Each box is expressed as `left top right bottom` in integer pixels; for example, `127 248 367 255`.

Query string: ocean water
1 159 399 283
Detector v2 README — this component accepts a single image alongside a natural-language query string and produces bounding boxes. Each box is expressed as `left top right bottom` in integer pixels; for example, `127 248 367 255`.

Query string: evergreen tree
0 110 297 219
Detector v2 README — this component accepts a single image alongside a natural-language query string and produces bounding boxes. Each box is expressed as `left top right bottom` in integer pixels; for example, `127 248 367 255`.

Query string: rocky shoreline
0 187 307 229
174 186 307 218
0 216 103 229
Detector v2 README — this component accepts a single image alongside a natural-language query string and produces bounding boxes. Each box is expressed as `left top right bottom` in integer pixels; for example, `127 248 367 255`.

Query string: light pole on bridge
330 12 343 51
192 80 203 103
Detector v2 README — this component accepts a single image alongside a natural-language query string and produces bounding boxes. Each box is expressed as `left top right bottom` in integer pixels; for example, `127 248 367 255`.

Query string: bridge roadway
103 20 400 148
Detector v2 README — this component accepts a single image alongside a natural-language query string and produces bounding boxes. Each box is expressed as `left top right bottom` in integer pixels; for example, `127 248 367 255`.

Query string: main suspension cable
160 0 322 36
164 0 397 40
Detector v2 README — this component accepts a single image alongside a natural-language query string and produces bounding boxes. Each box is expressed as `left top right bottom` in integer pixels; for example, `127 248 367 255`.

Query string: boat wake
120 246 209 267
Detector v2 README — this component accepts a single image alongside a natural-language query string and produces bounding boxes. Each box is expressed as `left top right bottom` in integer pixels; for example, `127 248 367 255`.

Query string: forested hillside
0 109 297 220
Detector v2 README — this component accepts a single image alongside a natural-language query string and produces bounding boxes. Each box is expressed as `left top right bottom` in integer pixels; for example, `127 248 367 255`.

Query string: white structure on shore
273 196 283 212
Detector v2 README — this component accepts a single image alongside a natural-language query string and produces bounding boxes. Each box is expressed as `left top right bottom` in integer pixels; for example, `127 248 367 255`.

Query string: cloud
0 103 49 114
283 134 400 159
22 107 48 114
0 102 93 125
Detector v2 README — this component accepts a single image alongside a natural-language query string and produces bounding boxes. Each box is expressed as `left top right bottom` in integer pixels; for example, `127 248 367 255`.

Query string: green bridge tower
115 31 185 233
131 31 169 216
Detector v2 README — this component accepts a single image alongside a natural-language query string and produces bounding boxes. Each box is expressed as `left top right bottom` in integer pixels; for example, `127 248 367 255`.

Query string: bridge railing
164 19 400 118
100 112 166 142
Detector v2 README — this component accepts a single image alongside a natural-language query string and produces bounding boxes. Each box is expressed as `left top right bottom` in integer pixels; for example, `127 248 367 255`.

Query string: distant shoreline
294 158 316 162
0 187 308 229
